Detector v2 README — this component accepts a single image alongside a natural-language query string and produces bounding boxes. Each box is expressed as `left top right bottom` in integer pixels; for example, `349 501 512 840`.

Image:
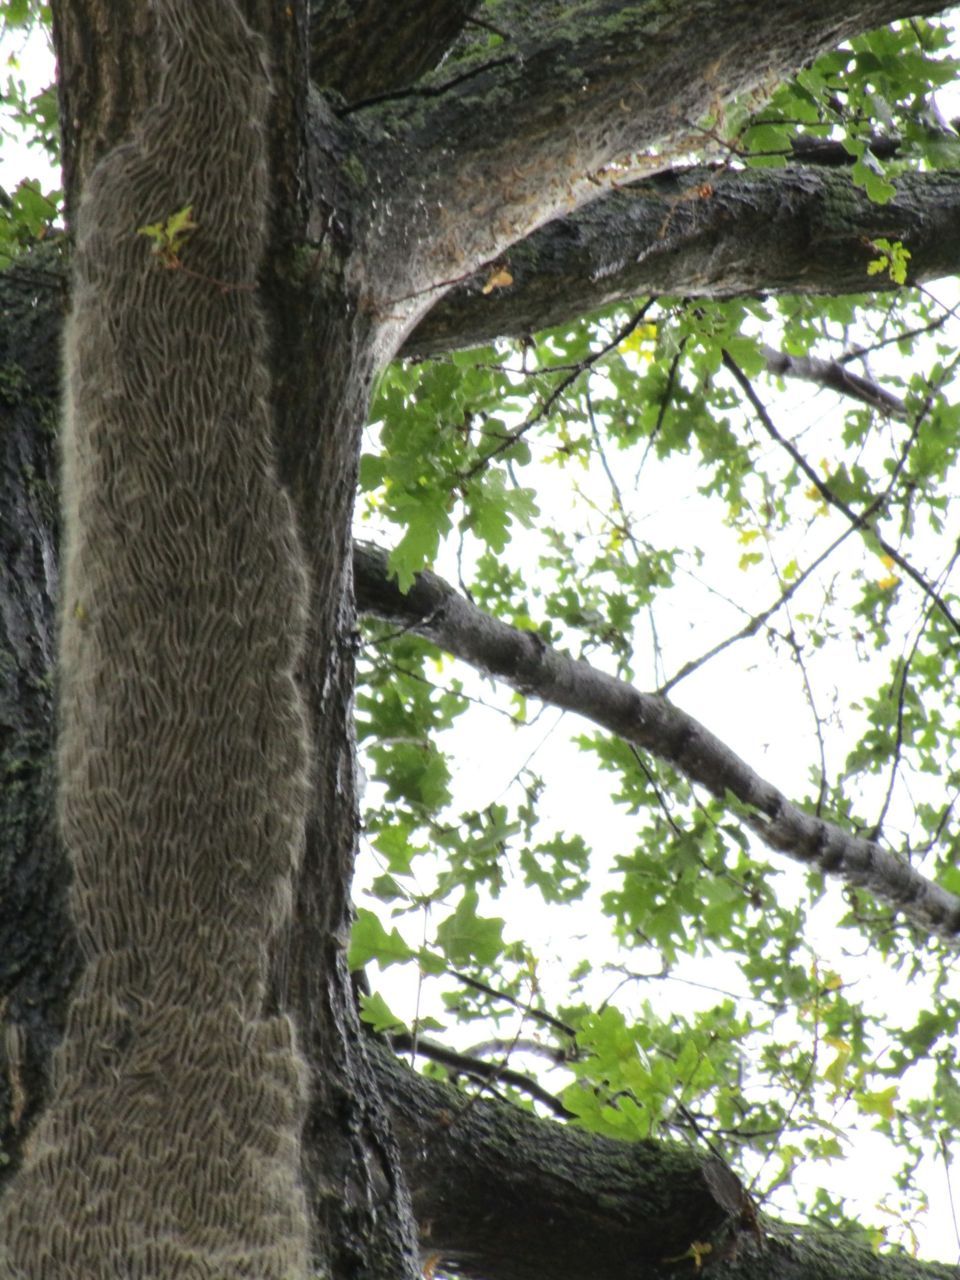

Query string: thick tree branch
354 542 960 942
361 0 952 304
370 1041 960 1280
372 1037 732 1280
404 166 960 356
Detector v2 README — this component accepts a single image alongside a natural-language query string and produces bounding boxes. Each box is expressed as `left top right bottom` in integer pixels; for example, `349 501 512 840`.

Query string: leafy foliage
735 16 960 196
1 0 59 265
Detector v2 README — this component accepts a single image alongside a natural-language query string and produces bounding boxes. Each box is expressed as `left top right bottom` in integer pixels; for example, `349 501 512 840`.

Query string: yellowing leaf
619 323 658 355
165 204 196 239
662 1242 713 1270
866 1227 886 1256
481 267 513 294
823 1036 852 1089
855 1085 898 1121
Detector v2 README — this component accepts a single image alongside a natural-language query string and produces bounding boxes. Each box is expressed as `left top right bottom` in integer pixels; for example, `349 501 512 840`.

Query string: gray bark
0 254 76 1174
354 543 960 942
405 166 960 357
357 1 952 314
760 344 908 419
308 0 478 103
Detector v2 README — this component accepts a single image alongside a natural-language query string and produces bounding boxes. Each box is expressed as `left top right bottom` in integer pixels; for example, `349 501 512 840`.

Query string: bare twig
460 304 656 480
389 1032 572 1118
722 351 960 638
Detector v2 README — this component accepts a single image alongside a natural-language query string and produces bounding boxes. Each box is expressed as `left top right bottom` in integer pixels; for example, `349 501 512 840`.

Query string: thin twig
723 350 960 638
461 303 656 480
449 969 577 1038
660 525 856 695
390 1032 572 1118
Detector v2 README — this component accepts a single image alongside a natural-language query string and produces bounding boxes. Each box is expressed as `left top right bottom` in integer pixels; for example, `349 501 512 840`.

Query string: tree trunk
0 253 74 1173
2 1 420 1276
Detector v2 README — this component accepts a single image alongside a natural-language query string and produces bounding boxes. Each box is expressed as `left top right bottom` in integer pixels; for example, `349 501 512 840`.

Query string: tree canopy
4 1 960 1276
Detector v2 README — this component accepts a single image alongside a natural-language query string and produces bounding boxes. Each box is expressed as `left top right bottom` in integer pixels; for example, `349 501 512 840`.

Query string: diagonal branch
722 351 960 638
403 166 960 357
353 541 960 943
660 526 859 696
760 344 907 420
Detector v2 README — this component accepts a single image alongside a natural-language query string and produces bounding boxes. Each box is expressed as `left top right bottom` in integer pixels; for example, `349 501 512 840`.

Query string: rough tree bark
406 167 960 357
1 2 959 1279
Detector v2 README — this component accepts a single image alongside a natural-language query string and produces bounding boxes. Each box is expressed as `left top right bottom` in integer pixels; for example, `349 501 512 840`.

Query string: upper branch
308 0 477 104
355 0 952 311
403 166 960 356
354 542 960 944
